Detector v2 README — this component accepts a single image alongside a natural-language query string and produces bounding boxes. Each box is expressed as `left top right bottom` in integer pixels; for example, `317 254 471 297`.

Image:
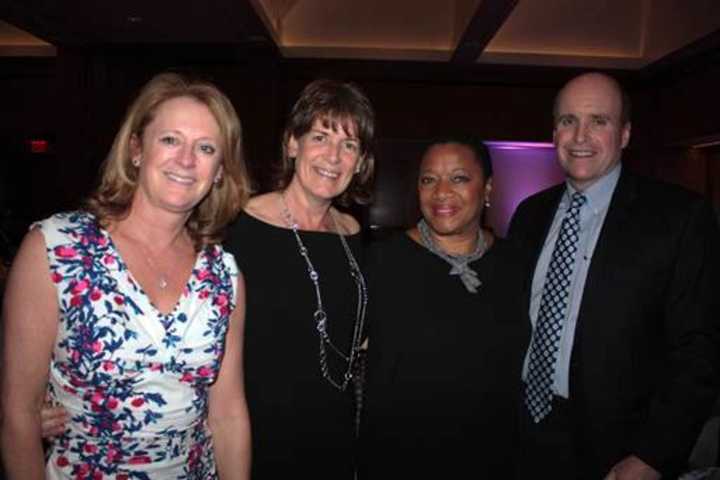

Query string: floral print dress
37 211 238 480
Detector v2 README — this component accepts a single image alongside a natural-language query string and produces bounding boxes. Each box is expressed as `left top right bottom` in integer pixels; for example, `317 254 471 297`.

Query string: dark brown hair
275 79 376 206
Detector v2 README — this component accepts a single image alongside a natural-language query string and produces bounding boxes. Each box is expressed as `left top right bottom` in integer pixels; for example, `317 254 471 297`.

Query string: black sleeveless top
225 212 361 479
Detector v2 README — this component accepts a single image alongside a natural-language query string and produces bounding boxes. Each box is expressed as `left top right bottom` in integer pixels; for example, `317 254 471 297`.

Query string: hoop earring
132 157 141 167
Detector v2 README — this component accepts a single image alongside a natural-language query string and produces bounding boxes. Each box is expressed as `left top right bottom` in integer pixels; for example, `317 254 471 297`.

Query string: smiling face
286 116 362 204
132 96 223 215
418 142 491 242
553 73 631 191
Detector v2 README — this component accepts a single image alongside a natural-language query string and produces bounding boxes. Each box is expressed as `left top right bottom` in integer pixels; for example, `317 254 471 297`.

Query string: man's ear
621 122 631 149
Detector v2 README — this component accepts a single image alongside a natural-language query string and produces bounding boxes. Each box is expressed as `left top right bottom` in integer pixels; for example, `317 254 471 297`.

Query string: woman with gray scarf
361 136 528 479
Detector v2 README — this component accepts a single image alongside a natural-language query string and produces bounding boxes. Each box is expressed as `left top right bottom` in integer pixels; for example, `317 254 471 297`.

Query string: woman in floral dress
1 73 252 479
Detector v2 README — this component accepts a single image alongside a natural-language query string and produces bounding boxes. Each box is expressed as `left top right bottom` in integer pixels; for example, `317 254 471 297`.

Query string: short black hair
423 135 493 178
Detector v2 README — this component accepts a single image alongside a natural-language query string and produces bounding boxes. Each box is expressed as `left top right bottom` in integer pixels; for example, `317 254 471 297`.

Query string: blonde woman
1 73 252 479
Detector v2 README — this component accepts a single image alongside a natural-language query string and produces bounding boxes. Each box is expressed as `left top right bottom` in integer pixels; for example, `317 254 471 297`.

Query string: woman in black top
224 79 375 479
362 137 528 479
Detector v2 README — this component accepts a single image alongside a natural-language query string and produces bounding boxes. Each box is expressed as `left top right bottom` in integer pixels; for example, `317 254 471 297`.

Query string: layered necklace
281 194 367 391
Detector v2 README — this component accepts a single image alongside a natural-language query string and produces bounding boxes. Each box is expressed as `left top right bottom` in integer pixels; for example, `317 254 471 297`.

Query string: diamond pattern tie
525 191 587 423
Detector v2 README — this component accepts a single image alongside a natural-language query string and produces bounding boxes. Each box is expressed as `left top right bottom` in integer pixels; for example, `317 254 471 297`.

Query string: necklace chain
143 251 169 289
129 236 170 290
280 194 367 391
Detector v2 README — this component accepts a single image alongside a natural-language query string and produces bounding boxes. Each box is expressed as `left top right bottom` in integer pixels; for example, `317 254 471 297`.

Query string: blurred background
2 1 720 476
1 0 720 277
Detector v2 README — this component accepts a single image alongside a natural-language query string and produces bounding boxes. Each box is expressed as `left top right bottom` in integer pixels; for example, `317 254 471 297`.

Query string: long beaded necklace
280 194 368 391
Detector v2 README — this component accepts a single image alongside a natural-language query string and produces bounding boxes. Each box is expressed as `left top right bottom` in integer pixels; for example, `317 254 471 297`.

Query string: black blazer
507 169 720 477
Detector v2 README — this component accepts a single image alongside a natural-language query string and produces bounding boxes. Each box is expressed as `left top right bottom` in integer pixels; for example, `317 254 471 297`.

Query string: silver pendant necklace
280 194 367 391
128 236 170 290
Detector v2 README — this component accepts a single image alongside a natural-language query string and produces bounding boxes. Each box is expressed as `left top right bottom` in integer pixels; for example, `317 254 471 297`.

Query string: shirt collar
562 162 621 213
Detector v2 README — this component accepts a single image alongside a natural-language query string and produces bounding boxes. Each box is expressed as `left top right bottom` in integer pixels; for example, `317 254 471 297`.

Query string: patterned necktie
525 191 587 423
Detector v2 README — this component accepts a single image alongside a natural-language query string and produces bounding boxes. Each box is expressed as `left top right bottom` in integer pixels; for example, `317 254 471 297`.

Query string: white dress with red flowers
37 211 238 480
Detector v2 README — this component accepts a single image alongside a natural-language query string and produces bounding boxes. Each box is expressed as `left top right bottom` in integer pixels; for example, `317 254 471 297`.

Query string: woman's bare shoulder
244 192 284 227
333 209 361 235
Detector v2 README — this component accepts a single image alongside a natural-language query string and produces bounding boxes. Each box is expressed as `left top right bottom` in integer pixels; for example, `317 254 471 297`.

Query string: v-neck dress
36 211 238 479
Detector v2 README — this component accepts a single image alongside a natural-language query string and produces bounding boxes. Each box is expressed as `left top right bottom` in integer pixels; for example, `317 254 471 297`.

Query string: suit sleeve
631 200 720 473
506 198 531 244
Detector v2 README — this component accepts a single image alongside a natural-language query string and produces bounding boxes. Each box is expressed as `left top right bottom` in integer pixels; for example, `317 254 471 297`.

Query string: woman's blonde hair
86 72 251 249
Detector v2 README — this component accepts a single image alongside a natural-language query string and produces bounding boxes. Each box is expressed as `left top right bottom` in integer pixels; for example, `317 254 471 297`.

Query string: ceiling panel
0 0 276 48
1 0 719 69
257 0 460 59
484 0 646 58
644 0 720 62
0 20 54 56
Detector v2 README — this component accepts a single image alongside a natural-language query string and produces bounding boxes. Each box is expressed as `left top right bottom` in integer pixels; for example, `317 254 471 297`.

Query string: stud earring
132 157 141 167
213 174 222 185
484 199 491 208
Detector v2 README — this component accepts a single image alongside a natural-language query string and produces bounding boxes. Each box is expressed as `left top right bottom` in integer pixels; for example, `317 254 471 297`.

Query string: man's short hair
552 73 632 126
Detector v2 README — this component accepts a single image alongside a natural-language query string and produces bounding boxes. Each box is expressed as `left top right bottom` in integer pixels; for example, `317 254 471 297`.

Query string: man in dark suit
508 72 720 479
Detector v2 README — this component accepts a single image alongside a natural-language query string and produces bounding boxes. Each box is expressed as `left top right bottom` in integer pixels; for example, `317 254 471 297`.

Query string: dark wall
0 48 718 244
0 57 58 244
627 62 720 202
0 51 568 235
654 64 720 146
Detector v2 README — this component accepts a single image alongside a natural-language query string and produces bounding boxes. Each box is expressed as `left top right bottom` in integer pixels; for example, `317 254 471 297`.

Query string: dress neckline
99 223 205 317
241 209 361 239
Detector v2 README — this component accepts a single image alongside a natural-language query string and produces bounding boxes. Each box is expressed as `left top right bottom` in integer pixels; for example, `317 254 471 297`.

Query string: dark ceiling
1 0 719 76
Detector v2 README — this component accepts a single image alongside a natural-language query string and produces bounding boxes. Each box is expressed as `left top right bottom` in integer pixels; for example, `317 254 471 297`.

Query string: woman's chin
424 218 478 238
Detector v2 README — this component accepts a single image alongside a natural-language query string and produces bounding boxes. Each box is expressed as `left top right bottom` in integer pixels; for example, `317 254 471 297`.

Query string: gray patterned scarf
417 219 487 293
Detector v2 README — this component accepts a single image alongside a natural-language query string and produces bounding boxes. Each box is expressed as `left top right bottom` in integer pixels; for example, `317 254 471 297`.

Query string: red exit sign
28 139 50 153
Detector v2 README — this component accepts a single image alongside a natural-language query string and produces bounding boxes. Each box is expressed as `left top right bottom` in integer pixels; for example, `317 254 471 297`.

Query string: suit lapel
580 170 639 307
529 186 565 266
565 170 639 399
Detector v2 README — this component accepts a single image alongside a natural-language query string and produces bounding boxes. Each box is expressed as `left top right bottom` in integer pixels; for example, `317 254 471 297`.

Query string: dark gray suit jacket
507 169 720 476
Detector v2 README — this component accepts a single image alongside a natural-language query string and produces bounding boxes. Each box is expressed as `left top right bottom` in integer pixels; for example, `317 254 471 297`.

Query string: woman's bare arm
208 273 251 479
1 229 59 479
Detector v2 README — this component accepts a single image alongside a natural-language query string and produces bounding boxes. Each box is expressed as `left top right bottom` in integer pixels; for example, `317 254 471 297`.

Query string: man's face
553 74 631 191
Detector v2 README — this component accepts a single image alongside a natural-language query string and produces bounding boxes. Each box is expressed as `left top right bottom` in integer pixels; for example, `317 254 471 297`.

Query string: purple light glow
486 142 564 237
485 140 555 150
